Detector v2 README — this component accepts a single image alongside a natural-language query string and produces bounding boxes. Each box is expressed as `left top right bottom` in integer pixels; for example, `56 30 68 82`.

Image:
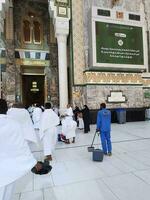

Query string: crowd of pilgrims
0 99 113 200
7 102 91 161
0 99 92 200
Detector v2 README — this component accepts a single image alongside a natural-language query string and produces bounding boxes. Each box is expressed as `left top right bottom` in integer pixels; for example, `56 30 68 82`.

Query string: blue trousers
100 131 112 154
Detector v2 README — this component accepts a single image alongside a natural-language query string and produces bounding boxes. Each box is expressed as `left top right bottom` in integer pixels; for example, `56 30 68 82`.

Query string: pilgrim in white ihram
7 104 37 144
32 104 42 129
77 112 84 130
0 99 37 200
39 102 60 161
61 104 77 144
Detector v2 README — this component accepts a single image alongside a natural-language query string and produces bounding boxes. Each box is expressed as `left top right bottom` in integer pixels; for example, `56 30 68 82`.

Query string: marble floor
13 121 150 200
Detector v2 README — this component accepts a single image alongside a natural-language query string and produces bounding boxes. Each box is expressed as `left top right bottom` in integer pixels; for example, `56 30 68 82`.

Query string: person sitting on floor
61 104 77 144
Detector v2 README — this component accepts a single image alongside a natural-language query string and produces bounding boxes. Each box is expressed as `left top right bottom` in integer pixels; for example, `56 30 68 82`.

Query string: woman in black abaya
82 105 90 133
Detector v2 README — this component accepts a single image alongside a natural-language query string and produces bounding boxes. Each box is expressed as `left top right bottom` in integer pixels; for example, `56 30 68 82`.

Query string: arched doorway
21 66 45 107
22 75 45 107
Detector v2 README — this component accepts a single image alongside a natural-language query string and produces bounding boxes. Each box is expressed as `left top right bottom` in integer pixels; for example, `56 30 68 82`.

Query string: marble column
5 1 16 103
48 0 70 109
56 33 68 109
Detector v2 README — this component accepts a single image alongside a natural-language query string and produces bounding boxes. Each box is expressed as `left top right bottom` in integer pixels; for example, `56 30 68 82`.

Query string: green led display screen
96 21 144 65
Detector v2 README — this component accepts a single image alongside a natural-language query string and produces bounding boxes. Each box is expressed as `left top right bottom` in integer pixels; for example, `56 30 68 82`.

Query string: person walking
0 99 43 200
96 103 112 156
39 102 60 161
32 103 42 130
73 105 80 126
82 105 90 133
77 112 84 130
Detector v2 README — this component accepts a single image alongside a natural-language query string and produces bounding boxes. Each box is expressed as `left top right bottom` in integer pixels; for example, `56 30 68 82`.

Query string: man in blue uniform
96 103 112 156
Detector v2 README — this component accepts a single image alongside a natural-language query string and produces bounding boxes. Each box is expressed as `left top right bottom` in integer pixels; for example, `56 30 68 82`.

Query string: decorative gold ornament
84 72 143 85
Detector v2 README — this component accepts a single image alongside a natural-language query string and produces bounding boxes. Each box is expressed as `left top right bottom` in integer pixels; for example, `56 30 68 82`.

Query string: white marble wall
77 0 150 109
85 85 145 109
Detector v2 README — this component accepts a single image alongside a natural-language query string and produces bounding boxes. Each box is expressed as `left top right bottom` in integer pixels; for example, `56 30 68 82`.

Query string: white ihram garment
78 117 84 129
62 117 77 139
61 106 76 139
0 183 14 200
39 109 60 156
7 108 37 144
32 107 42 129
0 115 36 200
65 107 73 117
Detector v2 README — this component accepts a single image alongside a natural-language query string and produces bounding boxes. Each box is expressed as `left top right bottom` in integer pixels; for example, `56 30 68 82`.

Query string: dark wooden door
22 75 44 107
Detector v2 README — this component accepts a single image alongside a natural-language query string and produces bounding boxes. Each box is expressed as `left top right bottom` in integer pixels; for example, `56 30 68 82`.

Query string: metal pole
0 65 1 98
0 48 3 99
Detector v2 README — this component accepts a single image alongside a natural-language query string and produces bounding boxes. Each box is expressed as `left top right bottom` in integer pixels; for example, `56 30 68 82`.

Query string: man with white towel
7 103 37 145
40 102 60 161
0 99 42 200
32 103 42 130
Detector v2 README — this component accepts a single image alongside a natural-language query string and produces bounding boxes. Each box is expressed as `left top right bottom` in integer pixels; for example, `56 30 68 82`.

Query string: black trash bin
145 108 150 120
116 108 126 124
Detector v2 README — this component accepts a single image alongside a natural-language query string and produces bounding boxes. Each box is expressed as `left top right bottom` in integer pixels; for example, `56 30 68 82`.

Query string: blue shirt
96 108 111 132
